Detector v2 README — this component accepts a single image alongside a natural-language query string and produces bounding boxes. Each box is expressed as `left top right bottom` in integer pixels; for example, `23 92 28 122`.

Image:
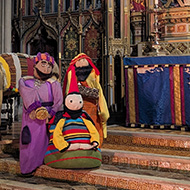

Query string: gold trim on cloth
173 66 182 125
127 68 136 123
0 56 11 89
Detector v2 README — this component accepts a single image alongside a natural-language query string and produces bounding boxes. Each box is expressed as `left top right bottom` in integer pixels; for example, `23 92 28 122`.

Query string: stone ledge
0 158 190 189
0 179 65 190
105 130 190 149
102 148 190 172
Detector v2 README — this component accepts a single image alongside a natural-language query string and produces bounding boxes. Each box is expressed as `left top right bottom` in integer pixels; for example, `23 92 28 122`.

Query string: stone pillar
4 0 12 53
124 0 131 56
0 0 12 54
0 0 4 53
107 0 114 108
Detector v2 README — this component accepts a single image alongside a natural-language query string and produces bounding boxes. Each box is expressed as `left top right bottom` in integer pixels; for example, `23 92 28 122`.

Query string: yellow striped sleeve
53 118 69 151
83 118 100 147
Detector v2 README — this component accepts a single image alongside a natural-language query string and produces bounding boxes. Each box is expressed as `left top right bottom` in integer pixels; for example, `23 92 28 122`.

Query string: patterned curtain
124 56 190 127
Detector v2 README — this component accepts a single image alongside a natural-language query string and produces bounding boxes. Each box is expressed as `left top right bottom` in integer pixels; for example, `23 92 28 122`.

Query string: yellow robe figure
63 53 109 146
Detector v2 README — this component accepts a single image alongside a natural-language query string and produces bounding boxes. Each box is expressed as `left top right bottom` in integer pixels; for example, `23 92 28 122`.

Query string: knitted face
65 93 83 111
75 58 89 67
34 60 53 80
75 58 92 81
35 60 53 74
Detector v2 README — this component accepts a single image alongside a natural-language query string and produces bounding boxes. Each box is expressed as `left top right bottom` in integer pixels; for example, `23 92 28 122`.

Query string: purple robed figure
19 52 63 175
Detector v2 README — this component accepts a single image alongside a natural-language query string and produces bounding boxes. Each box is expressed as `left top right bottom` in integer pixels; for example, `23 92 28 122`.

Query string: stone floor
107 124 190 135
0 172 114 190
1 122 190 189
0 122 113 190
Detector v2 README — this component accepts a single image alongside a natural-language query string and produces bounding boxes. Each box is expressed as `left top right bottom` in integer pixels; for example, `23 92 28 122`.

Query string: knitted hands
67 142 98 151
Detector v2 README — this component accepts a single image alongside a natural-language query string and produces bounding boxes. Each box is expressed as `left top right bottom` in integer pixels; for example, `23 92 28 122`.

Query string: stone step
3 128 190 157
101 148 190 173
1 124 190 189
102 141 190 158
104 129 190 152
3 141 190 174
0 179 67 190
1 158 190 190
0 172 103 190
2 131 190 173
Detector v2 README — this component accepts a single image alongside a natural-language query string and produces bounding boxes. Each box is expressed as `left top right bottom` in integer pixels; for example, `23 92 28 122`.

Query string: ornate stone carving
108 38 129 57
141 41 190 56
164 0 185 8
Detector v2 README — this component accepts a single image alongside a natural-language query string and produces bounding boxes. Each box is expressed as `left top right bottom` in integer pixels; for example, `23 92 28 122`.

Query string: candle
155 0 158 5
20 0 22 8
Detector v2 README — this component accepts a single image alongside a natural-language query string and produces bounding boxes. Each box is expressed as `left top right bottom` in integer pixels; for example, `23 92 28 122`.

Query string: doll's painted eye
70 100 73 103
79 101 82 104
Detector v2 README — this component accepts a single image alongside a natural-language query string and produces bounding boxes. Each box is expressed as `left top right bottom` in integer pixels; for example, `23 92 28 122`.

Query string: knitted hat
68 66 80 94
34 52 55 65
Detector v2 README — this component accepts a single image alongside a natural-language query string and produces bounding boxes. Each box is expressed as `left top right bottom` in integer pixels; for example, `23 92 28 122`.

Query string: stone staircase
1 124 190 189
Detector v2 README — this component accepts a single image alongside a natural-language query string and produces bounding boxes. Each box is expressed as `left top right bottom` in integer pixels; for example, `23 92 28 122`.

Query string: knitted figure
63 53 109 146
19 52 63 175
44 77 102 169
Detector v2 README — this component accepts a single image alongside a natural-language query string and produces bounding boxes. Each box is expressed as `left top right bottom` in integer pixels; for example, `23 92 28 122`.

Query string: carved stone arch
109 38 125 58
114 49 123 58
62 24 79 60
83 17 99 35
164 0 185 7
22 19 41 52
59 21 76 83
82 14 101 55
60 20 76 36
111 46 125 57
83 23 101 59
22 17 58 59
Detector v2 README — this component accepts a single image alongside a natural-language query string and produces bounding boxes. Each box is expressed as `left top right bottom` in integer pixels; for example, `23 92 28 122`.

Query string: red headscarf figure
63 53 109 146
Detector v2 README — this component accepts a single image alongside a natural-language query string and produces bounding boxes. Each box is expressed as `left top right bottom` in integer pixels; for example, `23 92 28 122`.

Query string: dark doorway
114 54 122 112
29 26 57 61
12 29 20 53
108 54 125 125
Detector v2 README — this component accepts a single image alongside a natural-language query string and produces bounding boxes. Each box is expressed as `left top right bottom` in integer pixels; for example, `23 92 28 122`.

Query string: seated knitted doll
44 80 102 169
63 53 110 147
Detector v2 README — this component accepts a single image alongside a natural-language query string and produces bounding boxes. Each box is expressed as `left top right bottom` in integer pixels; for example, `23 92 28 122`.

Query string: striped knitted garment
63 118 91 144
45 117 92 157
44 114 102 169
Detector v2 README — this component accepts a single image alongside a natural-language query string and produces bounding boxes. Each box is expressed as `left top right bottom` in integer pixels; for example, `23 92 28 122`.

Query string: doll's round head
65 92 83 111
